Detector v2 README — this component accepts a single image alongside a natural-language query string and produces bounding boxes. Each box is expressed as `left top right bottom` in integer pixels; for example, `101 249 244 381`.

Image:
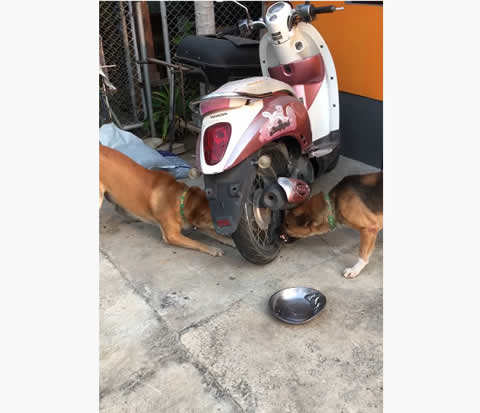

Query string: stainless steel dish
269 287 326 324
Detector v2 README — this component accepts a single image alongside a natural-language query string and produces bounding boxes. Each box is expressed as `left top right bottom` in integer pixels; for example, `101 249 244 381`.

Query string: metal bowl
268 287 326 324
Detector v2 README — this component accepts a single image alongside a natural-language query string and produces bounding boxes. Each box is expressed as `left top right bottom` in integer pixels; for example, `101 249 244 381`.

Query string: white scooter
182 1 343 264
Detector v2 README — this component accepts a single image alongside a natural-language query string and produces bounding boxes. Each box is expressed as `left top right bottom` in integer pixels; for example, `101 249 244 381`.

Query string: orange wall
292 1 383 101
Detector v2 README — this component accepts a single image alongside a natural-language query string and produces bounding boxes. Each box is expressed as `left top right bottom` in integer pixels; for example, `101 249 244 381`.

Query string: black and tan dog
283 172 383 278
100 144 234 256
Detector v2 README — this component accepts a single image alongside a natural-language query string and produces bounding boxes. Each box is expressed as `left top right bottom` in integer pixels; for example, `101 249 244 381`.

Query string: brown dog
283 172 383 278
99 144 233 256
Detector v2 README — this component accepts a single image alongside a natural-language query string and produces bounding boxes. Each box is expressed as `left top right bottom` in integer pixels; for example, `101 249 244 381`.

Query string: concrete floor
100 155 382 413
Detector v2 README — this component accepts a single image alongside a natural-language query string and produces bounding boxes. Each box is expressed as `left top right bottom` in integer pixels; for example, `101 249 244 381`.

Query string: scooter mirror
229 0 253 23
238 19 251 36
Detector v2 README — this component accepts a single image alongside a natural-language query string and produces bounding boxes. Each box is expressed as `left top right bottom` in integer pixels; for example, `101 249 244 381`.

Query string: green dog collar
180 189 188 220
323 192 336 230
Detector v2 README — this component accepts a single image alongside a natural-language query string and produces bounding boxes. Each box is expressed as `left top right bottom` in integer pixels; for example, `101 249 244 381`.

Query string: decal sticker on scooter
260 105 296 142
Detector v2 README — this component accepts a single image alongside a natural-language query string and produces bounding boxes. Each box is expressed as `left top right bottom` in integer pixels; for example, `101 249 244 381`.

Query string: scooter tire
232 207 282 265
232 147 287 265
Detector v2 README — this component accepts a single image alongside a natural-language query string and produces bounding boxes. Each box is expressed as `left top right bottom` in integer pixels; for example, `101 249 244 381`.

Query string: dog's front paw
208 247 224 257
219 236 236 248
343 267 360 279
342 258 367 279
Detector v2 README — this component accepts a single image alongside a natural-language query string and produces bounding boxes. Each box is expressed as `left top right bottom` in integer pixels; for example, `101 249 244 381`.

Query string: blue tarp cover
99 123 191 179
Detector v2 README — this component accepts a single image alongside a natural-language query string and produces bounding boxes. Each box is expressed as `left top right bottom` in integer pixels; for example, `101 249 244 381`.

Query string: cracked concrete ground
100 155 382 412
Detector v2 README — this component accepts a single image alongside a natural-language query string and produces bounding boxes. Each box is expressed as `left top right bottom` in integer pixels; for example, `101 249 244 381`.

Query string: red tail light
203 122 231 165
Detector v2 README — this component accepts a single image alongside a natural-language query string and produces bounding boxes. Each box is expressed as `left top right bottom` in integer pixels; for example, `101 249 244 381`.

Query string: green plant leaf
161 115 169 138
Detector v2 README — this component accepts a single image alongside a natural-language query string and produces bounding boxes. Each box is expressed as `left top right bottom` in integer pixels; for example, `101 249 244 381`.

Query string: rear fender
203 155 257 236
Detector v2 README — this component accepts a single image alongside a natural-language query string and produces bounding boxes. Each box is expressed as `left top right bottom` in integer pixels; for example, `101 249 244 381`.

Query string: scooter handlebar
312 5 337 15
295 3 343 23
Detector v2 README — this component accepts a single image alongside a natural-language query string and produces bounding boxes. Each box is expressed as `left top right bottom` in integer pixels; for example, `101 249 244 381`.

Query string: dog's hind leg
343 228 378 279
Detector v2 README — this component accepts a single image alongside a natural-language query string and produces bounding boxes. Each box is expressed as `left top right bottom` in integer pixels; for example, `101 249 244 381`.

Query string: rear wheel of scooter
232 148 287 265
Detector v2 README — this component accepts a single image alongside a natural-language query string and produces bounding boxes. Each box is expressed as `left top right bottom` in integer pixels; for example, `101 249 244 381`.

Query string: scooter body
197 77 312 174
187 2 343 264
260 20 340 147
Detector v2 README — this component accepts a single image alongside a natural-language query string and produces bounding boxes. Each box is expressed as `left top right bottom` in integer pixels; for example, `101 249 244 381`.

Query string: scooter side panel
304 80 332 141
226 92 312 170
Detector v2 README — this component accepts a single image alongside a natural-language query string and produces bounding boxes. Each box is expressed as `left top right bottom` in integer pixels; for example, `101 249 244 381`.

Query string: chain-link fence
165 1 198 126
163 1 263 124
99 1 263 134
213 1 263 37
158 1 263 56
99 1 145 129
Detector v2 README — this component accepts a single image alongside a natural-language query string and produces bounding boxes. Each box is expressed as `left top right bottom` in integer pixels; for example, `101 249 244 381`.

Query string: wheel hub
252 189 271 230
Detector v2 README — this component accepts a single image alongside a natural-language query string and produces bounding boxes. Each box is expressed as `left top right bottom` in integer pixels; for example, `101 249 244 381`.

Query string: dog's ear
185 186 213 228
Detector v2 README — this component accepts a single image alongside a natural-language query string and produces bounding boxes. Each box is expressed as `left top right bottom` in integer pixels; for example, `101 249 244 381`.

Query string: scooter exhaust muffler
262 177 310 210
